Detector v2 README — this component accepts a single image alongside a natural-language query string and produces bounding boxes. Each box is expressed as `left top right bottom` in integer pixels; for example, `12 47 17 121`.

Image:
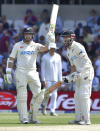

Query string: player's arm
5 57 15 84
63 65 80 83
75 45 87 60
7 57 15 69
39 44 48 52
5 43 18 84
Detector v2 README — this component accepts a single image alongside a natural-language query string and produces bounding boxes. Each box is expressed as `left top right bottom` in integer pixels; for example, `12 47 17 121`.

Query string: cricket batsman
61 30 94 125
5 27 54 124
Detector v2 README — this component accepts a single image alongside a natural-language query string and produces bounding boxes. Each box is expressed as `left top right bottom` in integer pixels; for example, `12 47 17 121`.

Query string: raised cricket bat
49 4 59 34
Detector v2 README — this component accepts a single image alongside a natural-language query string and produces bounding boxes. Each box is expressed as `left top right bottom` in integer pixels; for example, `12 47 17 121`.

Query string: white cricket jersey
10 40 44 70
67 41 93 72
41 52 62 82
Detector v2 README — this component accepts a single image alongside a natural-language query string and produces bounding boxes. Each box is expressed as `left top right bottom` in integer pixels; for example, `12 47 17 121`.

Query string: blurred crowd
0 8 100 91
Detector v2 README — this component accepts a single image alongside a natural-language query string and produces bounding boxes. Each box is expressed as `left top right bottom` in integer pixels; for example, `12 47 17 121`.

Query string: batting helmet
61 30 75 38
23 27 34 35
23 27 34 42
61 30 75 48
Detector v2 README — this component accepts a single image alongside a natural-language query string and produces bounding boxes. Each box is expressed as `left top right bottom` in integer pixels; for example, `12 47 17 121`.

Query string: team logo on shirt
20 51 34 55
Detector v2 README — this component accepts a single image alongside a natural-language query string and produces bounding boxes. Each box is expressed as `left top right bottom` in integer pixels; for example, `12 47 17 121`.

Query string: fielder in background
41 42 62 116
61 30 94 125
5 27 49 124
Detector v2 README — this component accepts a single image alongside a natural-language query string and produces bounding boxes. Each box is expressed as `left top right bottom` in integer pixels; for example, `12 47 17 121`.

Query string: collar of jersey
22 40 33 46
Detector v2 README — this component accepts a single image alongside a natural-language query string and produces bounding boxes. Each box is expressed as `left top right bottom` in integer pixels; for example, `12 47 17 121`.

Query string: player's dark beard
64 38 73 48
24 36 33 43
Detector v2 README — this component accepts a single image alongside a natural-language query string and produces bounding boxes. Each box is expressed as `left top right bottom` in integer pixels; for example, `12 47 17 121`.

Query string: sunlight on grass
0 113 100 127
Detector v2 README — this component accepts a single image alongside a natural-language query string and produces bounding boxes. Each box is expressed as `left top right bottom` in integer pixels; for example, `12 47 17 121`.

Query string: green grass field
0 113 100 127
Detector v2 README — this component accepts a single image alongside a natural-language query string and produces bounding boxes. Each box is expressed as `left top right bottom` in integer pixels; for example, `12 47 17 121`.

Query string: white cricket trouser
74 67 94 122
42 81 57 113
16 69 41 122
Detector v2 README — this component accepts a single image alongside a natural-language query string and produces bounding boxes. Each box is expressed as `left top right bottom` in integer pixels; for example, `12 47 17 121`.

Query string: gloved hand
63 72 81 83
70 72 81 81
62 76 69 83
4 73 12 84
46 32 55 44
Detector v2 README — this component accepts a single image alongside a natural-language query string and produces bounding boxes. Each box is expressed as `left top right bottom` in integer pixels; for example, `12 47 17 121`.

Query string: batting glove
62 76 69 83
4 73 12 84
71 72 81 81
46 32 55 43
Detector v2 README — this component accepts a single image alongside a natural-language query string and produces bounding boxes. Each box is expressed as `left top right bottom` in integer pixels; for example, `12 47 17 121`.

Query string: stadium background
0 0 100 113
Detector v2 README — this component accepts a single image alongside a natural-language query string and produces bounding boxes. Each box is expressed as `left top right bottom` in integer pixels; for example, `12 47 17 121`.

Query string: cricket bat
46 81 62 94
49 4 59 34
34 81 62 109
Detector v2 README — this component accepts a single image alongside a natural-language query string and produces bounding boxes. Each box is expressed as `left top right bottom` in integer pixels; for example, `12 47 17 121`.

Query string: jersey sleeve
74 44 87 59
10 43 18 58
35 43 44 53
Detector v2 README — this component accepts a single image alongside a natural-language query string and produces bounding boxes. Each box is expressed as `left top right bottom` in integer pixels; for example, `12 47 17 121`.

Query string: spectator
1 57 7 74
83 26 93 45
36 9 49 28
86 42 94 59
62 56 70 76
94 55 100 83
39 35 46 45
0 64 4 79
41 43 62 116
74 23 83 40
9 24 17 37
85 36 100 59
32 25 39 42
56 16 63 33
0 22 3 39
18 27 24 41
77 36 88 52
1 15 9 30
55 32 64 49
0 74 4 90
93 17 100 36
92 71 100 91
9 33 20 53
87 9 98 29
0 52 4 64
40 9 49 23
0 29 10 58
24 9 37 26
38 17 50 39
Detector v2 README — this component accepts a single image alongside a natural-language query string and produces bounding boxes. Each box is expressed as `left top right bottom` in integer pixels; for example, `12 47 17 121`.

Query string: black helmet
61 30 75 48
23 27 34 34
61 30 75 37
23 27 34 42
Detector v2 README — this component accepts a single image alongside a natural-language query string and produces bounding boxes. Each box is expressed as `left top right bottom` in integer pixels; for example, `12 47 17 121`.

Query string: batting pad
32 89 45 121
17 87 28 121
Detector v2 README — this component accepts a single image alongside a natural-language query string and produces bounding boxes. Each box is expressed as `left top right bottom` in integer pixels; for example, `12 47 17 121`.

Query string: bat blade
47 81 62 93
49 4 59 34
